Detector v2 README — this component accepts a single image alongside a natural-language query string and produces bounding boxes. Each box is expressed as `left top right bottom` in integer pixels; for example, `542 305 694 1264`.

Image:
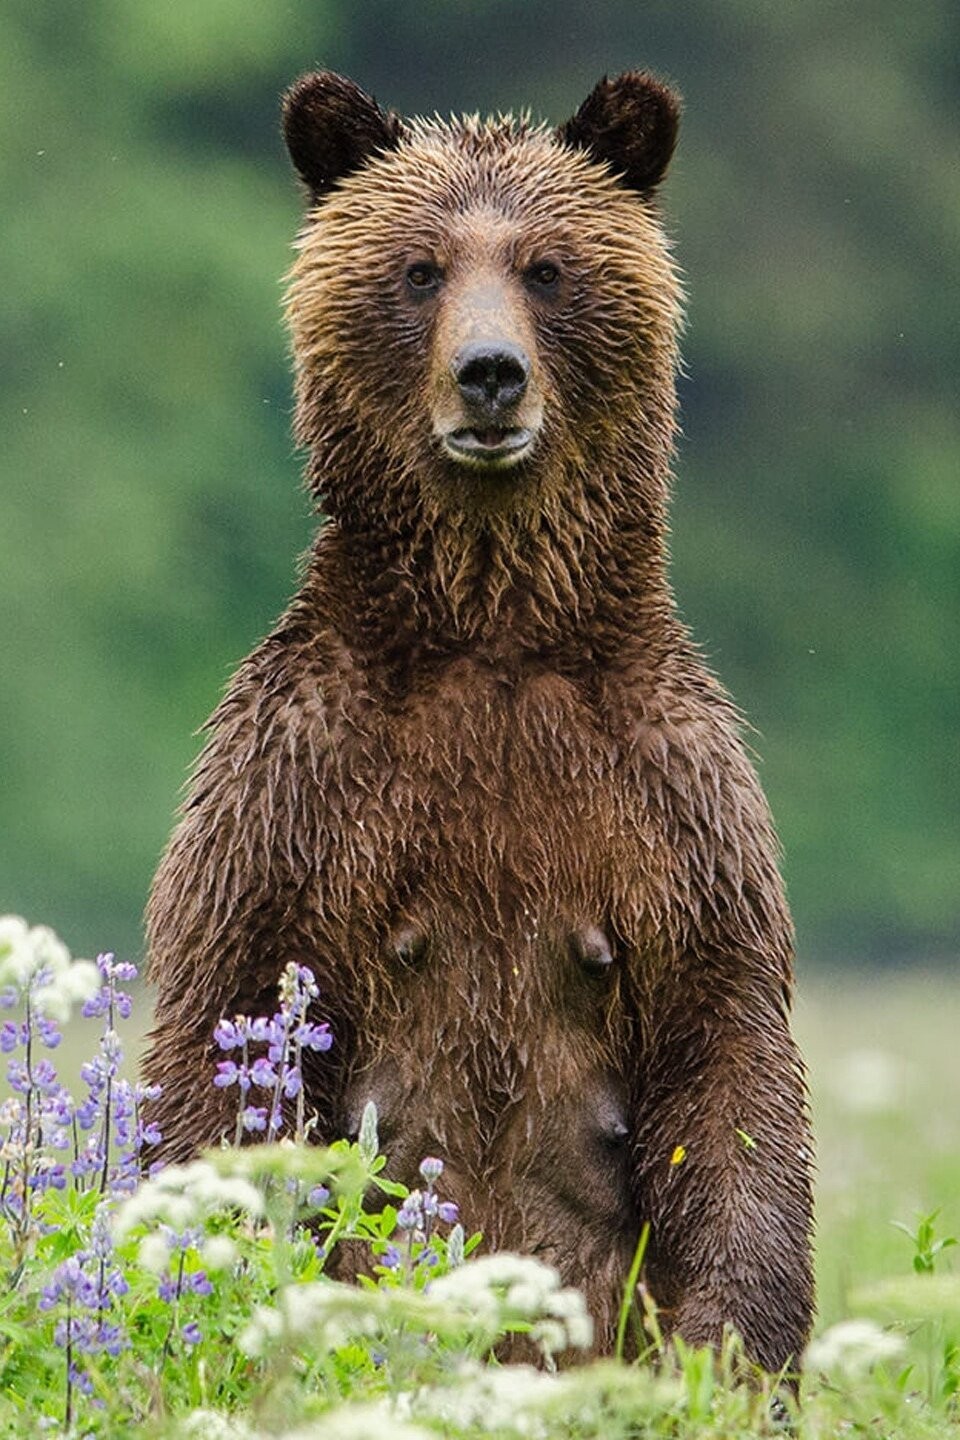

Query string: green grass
798 969 960 1329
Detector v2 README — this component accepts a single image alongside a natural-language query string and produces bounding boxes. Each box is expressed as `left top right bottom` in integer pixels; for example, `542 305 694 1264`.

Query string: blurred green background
2 0 958 966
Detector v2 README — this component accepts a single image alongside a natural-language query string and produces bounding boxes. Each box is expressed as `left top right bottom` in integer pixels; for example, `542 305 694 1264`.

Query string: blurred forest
2 0 957 965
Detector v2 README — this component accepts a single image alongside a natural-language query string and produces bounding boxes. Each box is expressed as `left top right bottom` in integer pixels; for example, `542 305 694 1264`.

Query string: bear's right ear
282 71 404 201
557 72 681 194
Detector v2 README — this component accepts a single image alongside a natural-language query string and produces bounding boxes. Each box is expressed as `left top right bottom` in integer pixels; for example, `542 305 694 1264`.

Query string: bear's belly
336 915 642 1348
333 881 646 1339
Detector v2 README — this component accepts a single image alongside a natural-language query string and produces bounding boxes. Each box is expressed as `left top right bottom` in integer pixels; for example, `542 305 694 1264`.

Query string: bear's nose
452 342 530 412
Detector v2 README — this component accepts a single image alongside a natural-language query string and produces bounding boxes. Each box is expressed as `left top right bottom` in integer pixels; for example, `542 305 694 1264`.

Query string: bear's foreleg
631 959 814 1377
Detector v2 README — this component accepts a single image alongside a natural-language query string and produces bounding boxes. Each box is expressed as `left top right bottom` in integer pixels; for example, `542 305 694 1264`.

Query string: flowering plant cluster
211 962 332 1143
0 926 158 1268
0 919 477 1435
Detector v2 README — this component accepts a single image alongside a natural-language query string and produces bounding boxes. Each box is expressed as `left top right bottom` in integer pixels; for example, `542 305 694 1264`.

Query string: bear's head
283 73 681 531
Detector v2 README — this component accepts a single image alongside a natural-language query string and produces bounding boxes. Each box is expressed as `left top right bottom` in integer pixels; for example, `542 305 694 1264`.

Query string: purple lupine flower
396 1194 422 1232
158 1275 180 1304
67 1361 95 1394
33 1057 59 1090
75 1096 99 1130
249 1056 277 1089
96 1321 127 1357
105 1270 130 1299
138 1120 162 1148
249 1016 274 1044
419 1156 444 1184
307 1185 330 1208
28 1162 67 1192
37 1015 62 1048
182 1322 202 1346
295 1021 333 1052
162 1224 205 1253
81 953 136 1020
39 1257 89 1310
213 1060 241 1089
46 1086 74 1127
241 1106 268 1133
213 1018 243 1051
437 1202 459 1224
380 1244 401 1270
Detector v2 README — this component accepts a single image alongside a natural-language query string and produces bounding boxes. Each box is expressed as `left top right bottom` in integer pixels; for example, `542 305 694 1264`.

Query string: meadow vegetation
2 920 959 1437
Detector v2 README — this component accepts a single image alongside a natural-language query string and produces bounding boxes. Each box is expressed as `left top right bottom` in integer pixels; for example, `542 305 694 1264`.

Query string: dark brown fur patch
145 72 814 1375
283 71 405 199
558 71 680 192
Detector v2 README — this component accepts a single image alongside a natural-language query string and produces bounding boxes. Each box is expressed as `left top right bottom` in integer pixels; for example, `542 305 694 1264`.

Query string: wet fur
144 72 814 1372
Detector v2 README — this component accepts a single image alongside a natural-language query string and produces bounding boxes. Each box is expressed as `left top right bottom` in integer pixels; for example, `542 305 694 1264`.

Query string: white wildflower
421 1362 557 1435
238 1283 361 1357
239 1278 454 1359
0 917 33 983
114 1159 264 1240
176 1409 253 1439
430 1252 558 1317
506 1281 549 1315
181 1159 265 1215
202 1234 238 1270
428 1252 592 1355
532 1318 568 1357
138 1233 170 1274
545 1285 594 1349
806 1318 906 1376
560 1308 594 1351
279 1403 435 1440
0 917 98 1020
238 1303 284 1358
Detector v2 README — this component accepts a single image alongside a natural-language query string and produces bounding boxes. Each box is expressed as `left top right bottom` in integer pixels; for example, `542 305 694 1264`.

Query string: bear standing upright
144 70 814 1372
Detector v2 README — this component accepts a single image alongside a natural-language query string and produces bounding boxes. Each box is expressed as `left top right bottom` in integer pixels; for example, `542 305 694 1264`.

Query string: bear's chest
318 657 670 951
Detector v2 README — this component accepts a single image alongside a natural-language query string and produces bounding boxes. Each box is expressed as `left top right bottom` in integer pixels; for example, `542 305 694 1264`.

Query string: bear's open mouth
443 426 534 467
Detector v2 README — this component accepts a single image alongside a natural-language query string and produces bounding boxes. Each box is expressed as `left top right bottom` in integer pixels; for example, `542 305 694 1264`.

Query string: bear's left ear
282 70 405 201
557 72 681 194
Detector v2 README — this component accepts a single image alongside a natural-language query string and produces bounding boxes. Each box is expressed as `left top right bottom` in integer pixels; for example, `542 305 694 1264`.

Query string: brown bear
144 69 814 1373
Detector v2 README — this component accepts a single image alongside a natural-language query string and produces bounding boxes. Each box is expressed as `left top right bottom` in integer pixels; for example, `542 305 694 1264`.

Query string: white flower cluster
113 1158 263 1250
174 1401 435 1440
239 1252 592 1367
421 1361 558 1436
805 1318 906 1377
274 1404 435 1440
429 1253 594 1356
420 1355 682 1436
0 916 98 1020
175 1410 254 1440
238 1279 431 1358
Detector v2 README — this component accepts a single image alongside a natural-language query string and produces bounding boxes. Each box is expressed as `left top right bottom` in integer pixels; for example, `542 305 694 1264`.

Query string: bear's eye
405 262 442 294
525 260 561 290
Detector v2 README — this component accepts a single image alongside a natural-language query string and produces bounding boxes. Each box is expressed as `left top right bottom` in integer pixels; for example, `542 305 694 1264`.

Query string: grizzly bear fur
144 69 814 1373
